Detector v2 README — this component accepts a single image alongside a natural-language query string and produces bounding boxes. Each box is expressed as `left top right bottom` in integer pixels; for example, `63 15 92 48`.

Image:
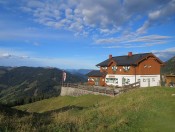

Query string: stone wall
60 87 93 96
60 87 115 97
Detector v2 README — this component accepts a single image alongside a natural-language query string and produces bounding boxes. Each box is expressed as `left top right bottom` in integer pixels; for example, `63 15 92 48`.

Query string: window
122 77 130 85
88 78 94 81
94 78 99 81
115 78 118 84
127 79 130 83
112 66 117 71
106 78 118 84
152 78 155 82
144 65 151 68
123 66 130 72
102 67 107 70
125 78 130 84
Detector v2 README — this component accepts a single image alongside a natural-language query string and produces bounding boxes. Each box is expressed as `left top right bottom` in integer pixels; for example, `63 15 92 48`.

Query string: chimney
109 54 112 59
128 52 132 57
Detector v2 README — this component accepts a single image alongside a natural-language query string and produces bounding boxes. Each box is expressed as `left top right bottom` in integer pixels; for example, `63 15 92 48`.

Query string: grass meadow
1 87 175 131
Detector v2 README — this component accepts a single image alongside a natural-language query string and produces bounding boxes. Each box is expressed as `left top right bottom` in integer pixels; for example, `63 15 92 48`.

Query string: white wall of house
105 74 160 87
137 75 160 87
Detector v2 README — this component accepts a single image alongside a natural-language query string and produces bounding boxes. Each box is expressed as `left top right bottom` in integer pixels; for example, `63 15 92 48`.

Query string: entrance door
122 77 125 86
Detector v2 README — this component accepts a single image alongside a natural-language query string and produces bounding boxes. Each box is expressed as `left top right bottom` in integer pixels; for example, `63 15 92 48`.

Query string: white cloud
149 10 161 20
152 47 175 61
136 21 150 34
2 0 174 36
103 42 167 49
1 53 12 58
0 48 96 69
125 35 172 43
137 0 175 34
102 46 175 61
95 34 172 49
1 0 175 53
0 48 31 59
95 37 122 44
102 46 122 49
17 0 128 35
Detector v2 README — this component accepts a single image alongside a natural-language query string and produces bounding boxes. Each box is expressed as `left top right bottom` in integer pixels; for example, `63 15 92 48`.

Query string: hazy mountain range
0 66 86 106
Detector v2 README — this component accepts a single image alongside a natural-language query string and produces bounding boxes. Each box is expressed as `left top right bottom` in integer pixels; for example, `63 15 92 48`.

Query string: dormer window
102 67 107 70
123 66 130 72
112 66 117 71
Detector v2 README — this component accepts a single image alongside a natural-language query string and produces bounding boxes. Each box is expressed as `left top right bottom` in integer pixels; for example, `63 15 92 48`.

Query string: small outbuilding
164 75 175 87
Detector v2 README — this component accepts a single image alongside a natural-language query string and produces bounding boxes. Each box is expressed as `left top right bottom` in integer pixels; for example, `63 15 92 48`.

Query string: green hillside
1 87 174 131
0 66 11 77
15 94 109 113
0 66 86 106
161 56 175 75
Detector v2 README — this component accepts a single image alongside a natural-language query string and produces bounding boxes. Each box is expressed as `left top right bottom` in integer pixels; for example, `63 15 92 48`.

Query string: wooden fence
123 81 140 88
120 81 140 92
62 82 140 96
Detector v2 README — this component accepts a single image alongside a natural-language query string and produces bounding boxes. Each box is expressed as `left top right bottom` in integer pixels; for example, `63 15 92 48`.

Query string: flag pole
62 70 64 87
62 70 66 87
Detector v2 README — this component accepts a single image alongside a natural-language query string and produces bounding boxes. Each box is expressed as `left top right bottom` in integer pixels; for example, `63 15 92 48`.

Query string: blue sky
0 0 175 69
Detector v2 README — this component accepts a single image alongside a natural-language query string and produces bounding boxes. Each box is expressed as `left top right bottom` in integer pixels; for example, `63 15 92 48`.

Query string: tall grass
1 87 175 131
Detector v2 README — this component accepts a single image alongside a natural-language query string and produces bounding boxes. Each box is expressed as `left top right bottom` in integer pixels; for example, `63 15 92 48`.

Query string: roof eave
96 64 108 67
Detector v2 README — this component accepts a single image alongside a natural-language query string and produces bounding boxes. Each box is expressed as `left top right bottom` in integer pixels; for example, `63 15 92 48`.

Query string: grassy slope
2 87 175 131
15 95 109 113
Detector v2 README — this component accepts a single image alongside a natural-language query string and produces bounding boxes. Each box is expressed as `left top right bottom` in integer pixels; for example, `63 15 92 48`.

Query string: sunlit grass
15 94 110 113
1 87 175 131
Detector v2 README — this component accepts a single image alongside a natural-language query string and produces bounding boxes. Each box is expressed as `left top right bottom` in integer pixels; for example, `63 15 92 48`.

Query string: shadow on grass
0 104 86 131
42 105 86 116
0 104 86 117
0 104 30 117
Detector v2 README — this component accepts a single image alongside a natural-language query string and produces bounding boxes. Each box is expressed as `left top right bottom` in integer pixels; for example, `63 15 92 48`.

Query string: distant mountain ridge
161 56 175 75
0 66 86 106
66 69 94 80
0 66 13 77
66 69 93 75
